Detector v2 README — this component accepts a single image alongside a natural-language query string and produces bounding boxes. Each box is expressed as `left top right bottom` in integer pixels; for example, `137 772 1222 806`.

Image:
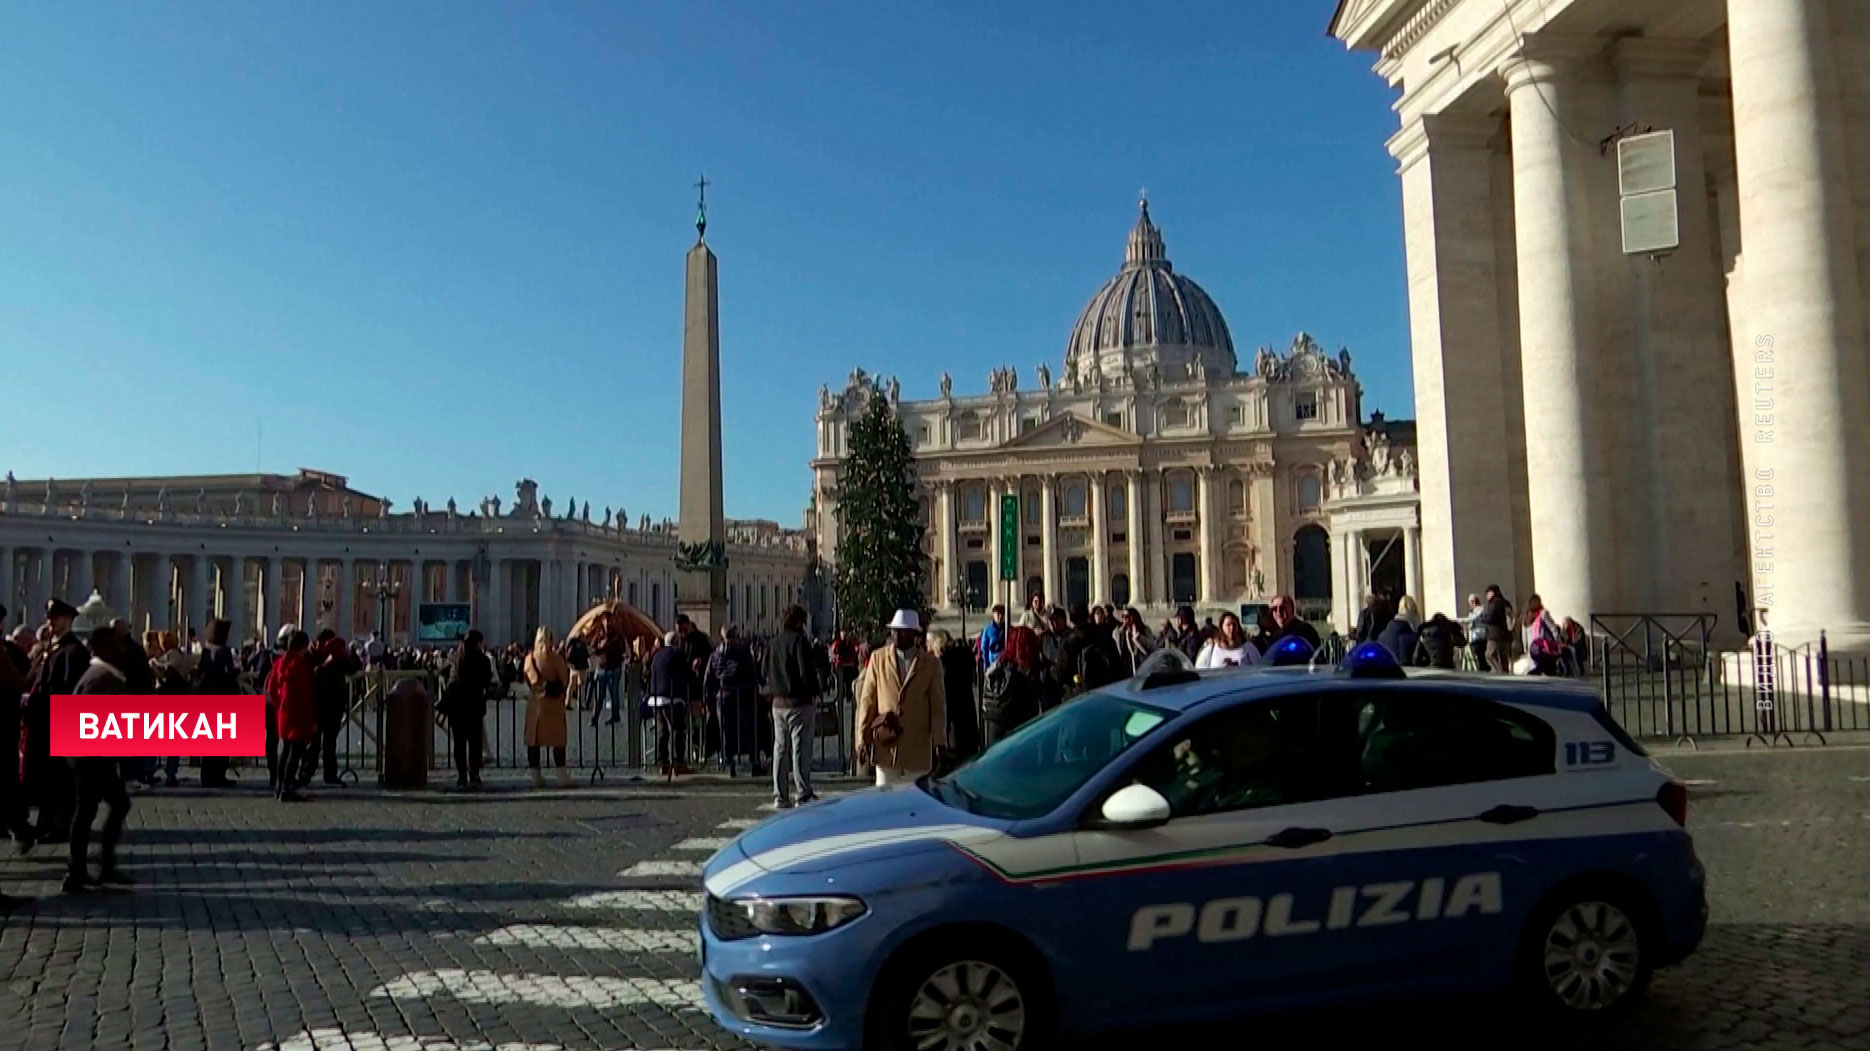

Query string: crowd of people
1346 584 1591 677
1 575 1597 906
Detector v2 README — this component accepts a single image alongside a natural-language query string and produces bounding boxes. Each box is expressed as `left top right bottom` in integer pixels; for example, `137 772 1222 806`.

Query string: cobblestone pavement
0 746 1866 1051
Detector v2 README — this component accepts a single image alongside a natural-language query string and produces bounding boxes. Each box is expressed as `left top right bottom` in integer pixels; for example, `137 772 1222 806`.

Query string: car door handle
1478 805 1539 824
1264 826 1333 849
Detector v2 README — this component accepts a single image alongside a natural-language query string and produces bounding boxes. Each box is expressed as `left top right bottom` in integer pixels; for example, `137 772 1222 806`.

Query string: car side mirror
1096 784 1172 830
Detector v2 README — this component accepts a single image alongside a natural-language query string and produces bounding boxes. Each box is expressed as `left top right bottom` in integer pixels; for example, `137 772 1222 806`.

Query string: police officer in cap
25 598 88 846
0 604 32 909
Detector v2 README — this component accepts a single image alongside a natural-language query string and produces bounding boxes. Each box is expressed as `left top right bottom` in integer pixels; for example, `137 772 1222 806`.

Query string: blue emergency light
1340 641 1407 679
1267 636 1316 667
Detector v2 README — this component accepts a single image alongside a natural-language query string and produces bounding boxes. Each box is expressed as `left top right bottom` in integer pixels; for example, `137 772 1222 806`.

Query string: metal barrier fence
1590 615 1869 747
319 671 856 783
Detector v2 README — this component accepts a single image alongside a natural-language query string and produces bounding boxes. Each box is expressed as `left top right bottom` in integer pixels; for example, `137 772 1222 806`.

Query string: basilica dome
1064 199 1236 384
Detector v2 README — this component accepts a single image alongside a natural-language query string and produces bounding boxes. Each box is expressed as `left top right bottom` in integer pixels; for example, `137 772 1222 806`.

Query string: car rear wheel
1520 891 1654 1018
874 944 1047 1051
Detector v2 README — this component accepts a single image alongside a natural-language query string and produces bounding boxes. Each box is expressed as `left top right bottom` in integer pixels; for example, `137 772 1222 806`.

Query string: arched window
963 487 986 523
1025 487 1041 524
1227 478 1246 515
1112 573 1131 607
1298 474 1322 512
1064 482 1087 518
1108 482 1127 520
1293 525 1331 602
1168 473 1195 514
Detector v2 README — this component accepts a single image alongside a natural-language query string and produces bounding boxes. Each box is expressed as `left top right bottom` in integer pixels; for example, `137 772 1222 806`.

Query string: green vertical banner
999 493 1019 581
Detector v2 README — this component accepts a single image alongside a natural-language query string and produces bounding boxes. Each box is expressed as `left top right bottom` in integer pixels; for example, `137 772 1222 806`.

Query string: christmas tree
832 382 926 637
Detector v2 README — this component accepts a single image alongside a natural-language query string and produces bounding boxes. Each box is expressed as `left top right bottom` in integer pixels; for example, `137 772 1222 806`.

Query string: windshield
931 691 1173 820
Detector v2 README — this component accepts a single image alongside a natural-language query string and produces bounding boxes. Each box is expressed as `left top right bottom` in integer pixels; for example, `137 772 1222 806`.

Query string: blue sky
0 1 1406 525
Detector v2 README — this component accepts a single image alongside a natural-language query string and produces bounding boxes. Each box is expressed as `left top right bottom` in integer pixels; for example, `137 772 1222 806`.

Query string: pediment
999 412 1138 450
1329 0 1421 48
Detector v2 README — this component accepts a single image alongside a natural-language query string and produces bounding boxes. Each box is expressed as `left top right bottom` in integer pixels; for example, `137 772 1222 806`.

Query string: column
1389 111 1529 617
0 548 13 630
485 558 506 644
1332 531 1353 634
1126 470 1146 609
263 557 283 639
1501 38 1617 623
1404 526 1422 605
1089 473 1109 607
1195 467 1217 604
936 482 957 609
1039 476 1058 607
1604 39 1748 624
1347 531 1369 612
186 555 210 635
297 557 316 628
336 559 355 639
1729 0 1870 645
111 552 133 613
71 550 95 602
224 558 247 645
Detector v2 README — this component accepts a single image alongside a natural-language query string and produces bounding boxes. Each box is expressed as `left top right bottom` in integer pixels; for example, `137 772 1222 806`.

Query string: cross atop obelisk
677 180 726 636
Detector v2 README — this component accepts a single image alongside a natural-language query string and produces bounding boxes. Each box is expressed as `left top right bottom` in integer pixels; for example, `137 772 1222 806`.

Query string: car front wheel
876 947 1043 1051
1521 892 1654 1017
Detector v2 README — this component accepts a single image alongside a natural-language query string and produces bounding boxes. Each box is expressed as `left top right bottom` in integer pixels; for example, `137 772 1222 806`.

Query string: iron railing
312 669 856 784
1590 616 1867 747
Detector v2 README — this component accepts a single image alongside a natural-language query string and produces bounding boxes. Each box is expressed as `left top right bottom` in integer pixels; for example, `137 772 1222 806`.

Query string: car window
1339 691 1555 793
937 692 1172 820
1122 696 1322 819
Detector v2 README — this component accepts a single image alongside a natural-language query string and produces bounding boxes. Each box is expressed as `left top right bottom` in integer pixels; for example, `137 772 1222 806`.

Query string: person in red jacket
264 630 317 802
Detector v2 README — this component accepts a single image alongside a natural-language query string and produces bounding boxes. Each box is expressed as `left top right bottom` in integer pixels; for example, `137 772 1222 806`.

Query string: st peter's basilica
812 199 1422 632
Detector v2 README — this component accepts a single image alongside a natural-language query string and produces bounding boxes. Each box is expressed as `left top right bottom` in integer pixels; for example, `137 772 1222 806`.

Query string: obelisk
676 175 727 636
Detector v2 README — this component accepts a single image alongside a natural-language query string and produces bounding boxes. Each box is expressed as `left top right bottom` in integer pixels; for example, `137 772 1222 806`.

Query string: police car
698 642 1706 1051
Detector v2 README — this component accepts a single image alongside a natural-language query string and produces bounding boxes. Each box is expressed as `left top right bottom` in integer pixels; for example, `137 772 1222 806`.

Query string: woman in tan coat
523 626 573 787
856 609 948 786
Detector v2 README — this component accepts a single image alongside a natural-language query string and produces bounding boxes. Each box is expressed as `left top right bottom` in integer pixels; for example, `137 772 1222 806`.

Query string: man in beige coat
856 609 947 786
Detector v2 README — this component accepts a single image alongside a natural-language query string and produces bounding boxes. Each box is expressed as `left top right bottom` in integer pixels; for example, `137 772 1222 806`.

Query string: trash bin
381 676 432 789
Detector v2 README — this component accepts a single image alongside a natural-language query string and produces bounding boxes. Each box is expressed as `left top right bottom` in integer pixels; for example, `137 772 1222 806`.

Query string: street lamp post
364 562 402 645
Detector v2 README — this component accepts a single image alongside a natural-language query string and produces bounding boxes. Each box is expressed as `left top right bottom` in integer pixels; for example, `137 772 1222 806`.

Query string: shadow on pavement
1081 923 1870 1051
6 881 623 931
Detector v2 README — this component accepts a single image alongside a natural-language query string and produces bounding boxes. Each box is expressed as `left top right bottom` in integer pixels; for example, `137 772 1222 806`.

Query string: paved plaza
0 748 1867 1051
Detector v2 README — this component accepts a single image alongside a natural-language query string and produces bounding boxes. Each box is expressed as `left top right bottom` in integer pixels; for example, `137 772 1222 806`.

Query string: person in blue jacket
975 604 1007 669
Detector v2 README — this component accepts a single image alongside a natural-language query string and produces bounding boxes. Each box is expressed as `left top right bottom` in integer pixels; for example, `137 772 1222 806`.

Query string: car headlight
733 896 866 935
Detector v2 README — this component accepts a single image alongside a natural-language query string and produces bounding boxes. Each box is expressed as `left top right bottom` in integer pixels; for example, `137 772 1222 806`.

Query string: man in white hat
856 609 947 787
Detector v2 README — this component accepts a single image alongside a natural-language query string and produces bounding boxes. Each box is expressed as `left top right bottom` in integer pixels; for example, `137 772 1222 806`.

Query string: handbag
867 709 903 747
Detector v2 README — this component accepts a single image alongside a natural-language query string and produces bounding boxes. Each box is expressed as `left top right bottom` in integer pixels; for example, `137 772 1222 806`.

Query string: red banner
51 695 268 757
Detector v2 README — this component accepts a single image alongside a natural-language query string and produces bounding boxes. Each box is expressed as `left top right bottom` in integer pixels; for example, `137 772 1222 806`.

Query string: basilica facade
812 201 1422 630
